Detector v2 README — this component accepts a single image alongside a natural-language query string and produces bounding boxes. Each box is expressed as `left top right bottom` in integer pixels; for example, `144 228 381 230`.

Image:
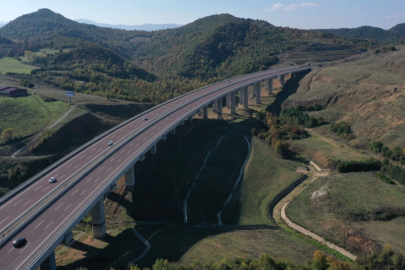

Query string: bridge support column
230 92 236 115
280 75 285 87
252 85 256 97
226 93 231 109
203 106 208 118
212 100 218 113
171 128 176 135
125 166 135 188
150 144 157 155
197 109 204 118
91 199 106 239
255 82 261 104
40 251 56 270
266 78 273 95
64 231 73 245
243 87 249 109
139 154 145 161
239 89 244 107
188 116 193 122
292 72 296 78
216 98 223 120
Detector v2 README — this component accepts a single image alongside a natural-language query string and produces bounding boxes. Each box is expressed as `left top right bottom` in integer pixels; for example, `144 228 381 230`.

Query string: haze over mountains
75 19 182 31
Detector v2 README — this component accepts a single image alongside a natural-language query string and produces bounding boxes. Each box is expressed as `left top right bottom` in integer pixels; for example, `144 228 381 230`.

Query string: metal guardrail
7 66 312 269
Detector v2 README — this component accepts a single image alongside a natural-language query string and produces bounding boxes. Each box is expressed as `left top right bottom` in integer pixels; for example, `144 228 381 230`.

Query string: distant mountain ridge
75 19 181 31
316 25 405 44
0 22 6 28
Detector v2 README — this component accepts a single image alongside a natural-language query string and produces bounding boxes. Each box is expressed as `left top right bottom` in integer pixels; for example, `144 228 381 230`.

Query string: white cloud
385 13 405 19
265 2 319 12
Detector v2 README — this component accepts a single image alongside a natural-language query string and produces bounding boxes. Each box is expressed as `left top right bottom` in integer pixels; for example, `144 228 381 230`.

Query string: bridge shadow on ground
266 69 311 115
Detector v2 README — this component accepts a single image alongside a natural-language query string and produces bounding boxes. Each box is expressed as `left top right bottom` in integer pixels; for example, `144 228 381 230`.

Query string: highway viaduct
0 66 310 270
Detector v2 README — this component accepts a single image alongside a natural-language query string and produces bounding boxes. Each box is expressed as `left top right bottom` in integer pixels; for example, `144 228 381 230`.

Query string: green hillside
316 26 404 44
389 23 405 37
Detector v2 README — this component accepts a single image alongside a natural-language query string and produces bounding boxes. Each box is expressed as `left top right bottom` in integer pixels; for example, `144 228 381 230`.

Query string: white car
108 141 113 146
49 177 56 183
143 117 148 121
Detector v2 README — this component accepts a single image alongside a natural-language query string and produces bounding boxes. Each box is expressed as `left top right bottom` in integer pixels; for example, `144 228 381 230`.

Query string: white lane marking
81 190 87 196
64 204 71 211
120 150 125 154
44 221 53 230
106 167 111 172
87 156 91 160
95 177 101 182
72 189 79 196
42 187 50 192
14 199 23 206
129 143 133 146
112 135 116 138
0 216 9 224
111 158 115 162
86 177 93 183
34 186 42 192
34 220 44 230
92 148 96 151
8 247 13 253
135 144 139 147
127 151 131 154
20 243 31 254
66 164 72 168
60 174 66 179
99 167 104 172
22 200 31 207
55 203 63 211
54 174 58 177
143 138 146 140
80 155 84 160
73 164 79 169
117 158 122 163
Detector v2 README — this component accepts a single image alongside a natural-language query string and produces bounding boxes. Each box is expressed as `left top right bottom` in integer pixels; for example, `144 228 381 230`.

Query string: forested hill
0 8 150 59
132 14 374 79
316 26 404 44
389 23 405 38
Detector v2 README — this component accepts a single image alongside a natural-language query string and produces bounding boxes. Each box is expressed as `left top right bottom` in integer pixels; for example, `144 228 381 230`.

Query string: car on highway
13 237 26 248
143 117 148 121
48 177 57 183
108 141 113 146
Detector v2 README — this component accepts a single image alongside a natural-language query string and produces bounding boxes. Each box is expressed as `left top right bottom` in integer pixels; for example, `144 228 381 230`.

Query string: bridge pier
150 144 157 155
64 231 73 245
266 78 273 95
255 82 261 104
216 98 223 119
230 92 236 115
139 154 145 161
243 87 249 109
40 251 56 270
280 75 285 87
238 89 244 107
252 84 256 97
292 72 296 78
188 116 193 122
125 166 135 188
171 128 176 135
198 108 203 118
226 93 232 109
91 199 106 239
203 106 208 118
212 100 218 113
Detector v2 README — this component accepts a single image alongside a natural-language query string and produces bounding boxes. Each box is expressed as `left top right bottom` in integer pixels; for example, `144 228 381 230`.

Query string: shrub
337 159 381 173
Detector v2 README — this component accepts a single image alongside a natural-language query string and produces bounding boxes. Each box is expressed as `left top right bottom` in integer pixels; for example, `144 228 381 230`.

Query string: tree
370 141 383 153
25 50 35 63
1 128 15 142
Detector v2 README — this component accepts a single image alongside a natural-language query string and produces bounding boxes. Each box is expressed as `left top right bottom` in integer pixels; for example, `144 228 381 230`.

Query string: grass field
222 137 302 226
290 126 371 168
0 95 72 144
0 57 38 74
286 172 405 255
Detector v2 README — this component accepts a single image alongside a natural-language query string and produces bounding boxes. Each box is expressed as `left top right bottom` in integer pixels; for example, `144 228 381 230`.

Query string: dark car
13 237 26 248
108 141 113 146
143 117 148 121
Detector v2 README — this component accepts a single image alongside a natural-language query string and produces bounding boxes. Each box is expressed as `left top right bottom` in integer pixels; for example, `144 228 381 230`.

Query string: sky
1 0 405 30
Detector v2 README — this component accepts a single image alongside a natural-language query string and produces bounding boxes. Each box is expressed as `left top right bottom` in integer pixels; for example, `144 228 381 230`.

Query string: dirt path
273 162 357 260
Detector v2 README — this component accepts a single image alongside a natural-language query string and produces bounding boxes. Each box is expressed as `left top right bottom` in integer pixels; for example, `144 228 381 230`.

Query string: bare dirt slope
283 45 405 148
